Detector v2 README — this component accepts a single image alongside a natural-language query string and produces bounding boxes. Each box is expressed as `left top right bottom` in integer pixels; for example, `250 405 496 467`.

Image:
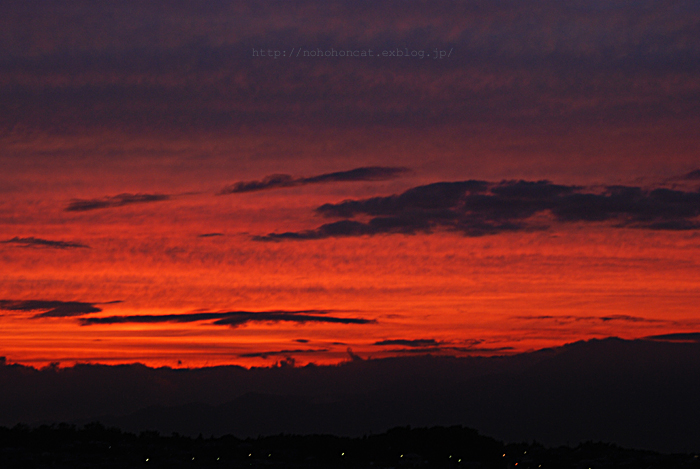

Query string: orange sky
2 163 698 367
1 1 699 368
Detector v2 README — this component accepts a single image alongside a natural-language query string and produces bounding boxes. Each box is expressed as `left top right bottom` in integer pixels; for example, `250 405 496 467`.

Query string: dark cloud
644 332 700 343
0 300 103 318
316 181 491 218
80 310 375 327
197 233 224 238
681 170 700 180
372 338 508 354
256 180 700 240
212 312 375 328
65 193 171 212
517 315 592 324
253 220 376 241
383 337 513 354
218 166 410 195
302 166 410 183
81 312 236 325
391 347 444 354
450 346 514 353
1 236 89 249
374 339 440 348
219 174 297 194
517 314 667 325
294 339 310 343
599 315 665 323
239 348 329 358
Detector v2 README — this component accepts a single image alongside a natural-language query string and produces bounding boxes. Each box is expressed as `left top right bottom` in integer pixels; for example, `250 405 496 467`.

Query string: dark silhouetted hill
1 423 699 468
1 337 700 453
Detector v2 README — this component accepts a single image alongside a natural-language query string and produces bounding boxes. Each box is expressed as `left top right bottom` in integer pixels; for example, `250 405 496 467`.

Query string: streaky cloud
374 339 440 347
1 236 89 249
450 346 514 353
65 193 171 212
219 174 297 194
388 347 444 354
255 179 700 241
372 339 506 353
239 348 329 358
0 299 103 318
213 312 375 327
82 312 238 325
644 332 700 343
301 166 411 183
516 314 668 325
681 169 700 180
253 220 375 241
599 315 665 323
80 310 375 327
389 345 514 354
218 166 410 195
316 180 491 219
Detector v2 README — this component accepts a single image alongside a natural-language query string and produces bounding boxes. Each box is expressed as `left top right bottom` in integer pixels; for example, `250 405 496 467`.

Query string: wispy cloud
212 312 375 328
255 180 700 241
65 193 171 212
80 310 375 328
218 166 410 194
389 345 514 354
680 169 700 181
0 299 112 318
599 315 665 323
517 314 668 325
1 237 89 249
239 348 329 358
643 332 700 343
372 338 512 354
374 339 440 348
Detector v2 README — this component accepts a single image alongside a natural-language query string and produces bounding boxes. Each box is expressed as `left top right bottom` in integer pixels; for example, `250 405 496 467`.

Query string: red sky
1 0 699 368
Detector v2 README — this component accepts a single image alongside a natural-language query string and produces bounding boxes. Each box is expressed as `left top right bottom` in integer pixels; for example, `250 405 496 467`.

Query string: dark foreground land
1 424 698 469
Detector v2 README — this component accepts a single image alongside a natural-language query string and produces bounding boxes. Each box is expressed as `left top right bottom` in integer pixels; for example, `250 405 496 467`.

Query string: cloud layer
644 332 700 343
239 348 329 358
1 237 89 249
374 339 439 348
218 166 410 194
65 193 171 212
1 0 698 142
0 300 103 318
518 314 669 325
256 180 700 240
682 169 700 181
80 310 375 328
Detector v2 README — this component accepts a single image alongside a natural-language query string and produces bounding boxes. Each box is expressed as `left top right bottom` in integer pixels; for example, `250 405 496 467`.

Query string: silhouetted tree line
1 423 699 468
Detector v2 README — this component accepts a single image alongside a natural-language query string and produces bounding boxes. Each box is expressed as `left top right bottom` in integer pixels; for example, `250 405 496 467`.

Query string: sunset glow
1 1 699 369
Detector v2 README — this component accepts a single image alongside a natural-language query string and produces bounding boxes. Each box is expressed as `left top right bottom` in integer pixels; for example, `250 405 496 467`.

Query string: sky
1 0 699 369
